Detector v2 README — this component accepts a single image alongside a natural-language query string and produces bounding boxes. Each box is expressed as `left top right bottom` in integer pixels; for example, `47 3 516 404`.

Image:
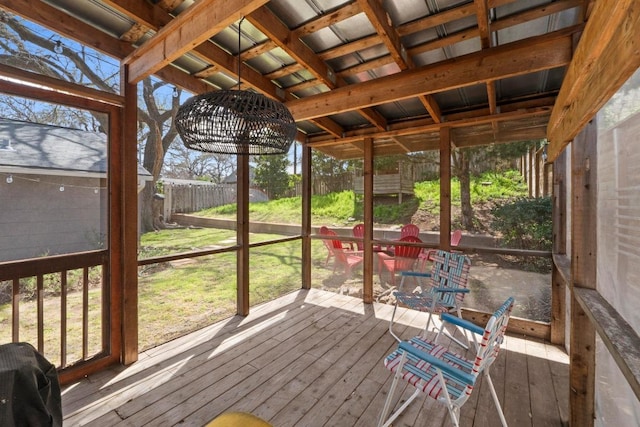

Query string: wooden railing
0 250 109 371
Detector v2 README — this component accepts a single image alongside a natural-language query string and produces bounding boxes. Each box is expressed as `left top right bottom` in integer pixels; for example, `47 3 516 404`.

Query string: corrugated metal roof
4 0 587 159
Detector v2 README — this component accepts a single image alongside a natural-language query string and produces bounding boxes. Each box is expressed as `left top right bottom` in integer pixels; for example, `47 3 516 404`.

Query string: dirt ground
316 255 551 323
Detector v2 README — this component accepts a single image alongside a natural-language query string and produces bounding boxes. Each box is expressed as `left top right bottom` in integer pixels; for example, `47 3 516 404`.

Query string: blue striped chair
378 297 514 427
389 250 472 345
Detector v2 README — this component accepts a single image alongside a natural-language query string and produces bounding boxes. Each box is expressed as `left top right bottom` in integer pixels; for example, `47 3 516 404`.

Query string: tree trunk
460 168 474 229
453 149 474 230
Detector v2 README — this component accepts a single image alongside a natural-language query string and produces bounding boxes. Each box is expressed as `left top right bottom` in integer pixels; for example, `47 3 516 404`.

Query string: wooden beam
363 138 374 304
318 34 381 61
309 116 344 139
0 63 124 106
551 150 568 346
397 3 477 36
547 0 640 161
475 0 491 49
249 6 336 88
288 27 575 121
237 154 250 316
246 7 347 135
123 0 269 83
0 0 132 58
574 288 640 401
293 2 362 37
440 128 452 250
357 0 444 124
121 64 138 365
105 0 279 98
307 106 552 147
358 107 388 131
3 0 211 95
407 27 479 57
357 0 408 70
569 119 597 427
301 144 312 290
491 0 583 32
249 6 388 134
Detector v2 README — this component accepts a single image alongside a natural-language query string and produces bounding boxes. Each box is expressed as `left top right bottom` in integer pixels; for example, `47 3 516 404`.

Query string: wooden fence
162 183 237 220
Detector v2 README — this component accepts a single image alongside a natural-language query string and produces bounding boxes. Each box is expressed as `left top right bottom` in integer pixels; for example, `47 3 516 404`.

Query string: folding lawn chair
378 297 515 427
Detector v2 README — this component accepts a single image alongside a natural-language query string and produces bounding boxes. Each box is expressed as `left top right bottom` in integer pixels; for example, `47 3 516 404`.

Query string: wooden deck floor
61 289 569 426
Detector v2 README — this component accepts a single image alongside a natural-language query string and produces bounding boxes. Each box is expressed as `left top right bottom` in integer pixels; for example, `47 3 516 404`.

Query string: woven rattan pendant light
175 18 296 155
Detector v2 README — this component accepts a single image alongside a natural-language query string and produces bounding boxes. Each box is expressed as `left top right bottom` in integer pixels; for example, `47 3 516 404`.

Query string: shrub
491 197 552 250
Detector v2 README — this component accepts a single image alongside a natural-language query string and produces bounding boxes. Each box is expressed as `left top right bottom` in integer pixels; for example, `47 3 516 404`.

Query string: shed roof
0 118 151 177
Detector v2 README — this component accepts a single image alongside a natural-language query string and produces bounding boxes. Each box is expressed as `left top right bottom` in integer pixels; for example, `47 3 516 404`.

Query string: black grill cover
0 342 62 426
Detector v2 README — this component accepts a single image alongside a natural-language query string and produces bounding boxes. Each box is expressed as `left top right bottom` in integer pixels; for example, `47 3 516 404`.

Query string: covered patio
0 0 638 426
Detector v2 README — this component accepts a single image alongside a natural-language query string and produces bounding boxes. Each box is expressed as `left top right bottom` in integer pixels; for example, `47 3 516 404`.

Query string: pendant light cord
237 17 245 90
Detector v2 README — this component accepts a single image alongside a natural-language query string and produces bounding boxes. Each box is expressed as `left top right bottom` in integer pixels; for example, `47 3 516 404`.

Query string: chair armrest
432 287 470 294
400 271 432 278
398 271 432 292
440 313 484 335
398 340 476 386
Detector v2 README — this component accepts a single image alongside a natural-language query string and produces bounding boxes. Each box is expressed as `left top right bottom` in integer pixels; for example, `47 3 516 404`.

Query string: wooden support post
551 149 567 346
570 119 597 427
535 147 541 198
301 144 312 290
439 128 452 249
237 154 250 315
543 161 550 197
363 138 374 303
120 65 137 364
528 146 534 197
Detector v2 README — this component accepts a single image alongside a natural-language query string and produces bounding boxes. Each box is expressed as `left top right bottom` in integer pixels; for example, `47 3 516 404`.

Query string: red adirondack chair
377 235 422 286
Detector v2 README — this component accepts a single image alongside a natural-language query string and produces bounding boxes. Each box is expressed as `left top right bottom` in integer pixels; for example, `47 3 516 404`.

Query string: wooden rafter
357 0 442 124
248 5 386 132
0 0 212 95
357 0 408 70
307 105 552 148
288 27 576 122
293 2 362 37
123 0 269 83
102 0 278 98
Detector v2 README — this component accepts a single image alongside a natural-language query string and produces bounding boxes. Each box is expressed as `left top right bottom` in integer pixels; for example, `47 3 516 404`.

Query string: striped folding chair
378 297 515 427
388 250 472 346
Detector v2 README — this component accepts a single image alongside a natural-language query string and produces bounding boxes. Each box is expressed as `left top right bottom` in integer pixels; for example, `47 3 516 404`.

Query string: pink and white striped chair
378 297 515 427
389 250 472 345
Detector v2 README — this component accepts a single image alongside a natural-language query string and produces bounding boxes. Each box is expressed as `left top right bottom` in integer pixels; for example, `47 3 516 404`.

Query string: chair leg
484 370 508 427
379 388 421 427
437 369 461 427
378 353 422 427
378 351 405 427
388 302 402 342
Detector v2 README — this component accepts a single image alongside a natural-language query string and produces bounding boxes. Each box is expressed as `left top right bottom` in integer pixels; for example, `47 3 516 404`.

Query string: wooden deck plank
295 318 395 426
64 290 336 424
60 289 569 427
116 305 350 424
526 337 564 427
503 334 534 426
546 343 570 426
472 332 508 426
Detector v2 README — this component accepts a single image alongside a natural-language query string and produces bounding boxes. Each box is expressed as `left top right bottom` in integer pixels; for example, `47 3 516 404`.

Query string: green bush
491 197 552 250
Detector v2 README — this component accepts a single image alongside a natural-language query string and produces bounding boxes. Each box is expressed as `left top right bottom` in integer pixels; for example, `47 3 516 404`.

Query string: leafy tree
452 140 541 229
162 143 235 183
0 12 184 231
311 151 357 193
254 154 290 199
